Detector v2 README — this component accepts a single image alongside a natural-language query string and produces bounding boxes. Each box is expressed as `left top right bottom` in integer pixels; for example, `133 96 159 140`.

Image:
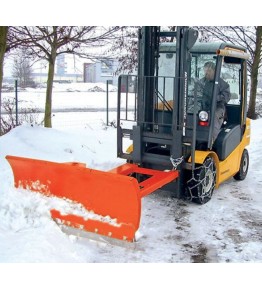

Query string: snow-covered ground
0 83 261 287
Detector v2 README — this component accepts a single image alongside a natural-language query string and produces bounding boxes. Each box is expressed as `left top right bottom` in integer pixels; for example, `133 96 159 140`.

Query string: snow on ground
0 83 261 286
1 82 131 112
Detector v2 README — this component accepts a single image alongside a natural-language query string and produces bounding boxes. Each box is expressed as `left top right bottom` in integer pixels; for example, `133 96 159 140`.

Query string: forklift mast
117 26 198 171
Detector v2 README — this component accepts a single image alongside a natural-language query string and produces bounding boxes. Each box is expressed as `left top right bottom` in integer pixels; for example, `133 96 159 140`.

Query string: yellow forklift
7 26 250 242
117 26 250 204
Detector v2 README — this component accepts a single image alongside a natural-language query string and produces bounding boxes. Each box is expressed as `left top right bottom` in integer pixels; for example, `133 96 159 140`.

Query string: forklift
117 26 250 204
6 26 251 242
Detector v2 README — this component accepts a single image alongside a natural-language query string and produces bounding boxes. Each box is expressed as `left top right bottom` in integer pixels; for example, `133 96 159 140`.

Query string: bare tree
111 26 179 74
0 26 31 133
12 26 121 127
0 27 8 85
0 26 28 90
12 49 34 87
247 27 262 119
109 26 139 74
0 26 8 133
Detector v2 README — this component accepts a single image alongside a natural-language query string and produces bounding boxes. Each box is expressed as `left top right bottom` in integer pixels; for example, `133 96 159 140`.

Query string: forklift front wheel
188 157 216 205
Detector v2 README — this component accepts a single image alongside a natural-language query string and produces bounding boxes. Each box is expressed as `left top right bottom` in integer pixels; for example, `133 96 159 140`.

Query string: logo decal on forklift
184 71 188 126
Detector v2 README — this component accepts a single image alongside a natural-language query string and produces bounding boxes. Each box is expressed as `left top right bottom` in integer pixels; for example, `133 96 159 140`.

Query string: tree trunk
44 55 56 128
0 26 8 134
247 26 262 119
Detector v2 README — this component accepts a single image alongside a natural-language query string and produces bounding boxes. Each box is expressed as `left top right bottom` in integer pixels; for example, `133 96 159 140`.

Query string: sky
1 1 261 26
0 83 261 288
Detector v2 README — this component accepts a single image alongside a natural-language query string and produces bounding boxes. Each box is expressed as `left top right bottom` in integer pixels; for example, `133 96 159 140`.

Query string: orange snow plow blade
6 155 178 242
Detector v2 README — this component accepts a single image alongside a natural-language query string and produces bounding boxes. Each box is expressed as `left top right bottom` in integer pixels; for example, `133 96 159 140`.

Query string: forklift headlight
199 111 209 122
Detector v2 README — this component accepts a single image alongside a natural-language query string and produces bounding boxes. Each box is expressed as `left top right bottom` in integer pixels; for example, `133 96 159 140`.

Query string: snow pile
87 85 107 92
0 186 120 234
0 188 51 232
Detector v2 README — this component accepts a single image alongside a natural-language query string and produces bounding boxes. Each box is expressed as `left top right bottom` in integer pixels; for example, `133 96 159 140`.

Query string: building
83 59 119 86
31 54 83 84
4 53 121 86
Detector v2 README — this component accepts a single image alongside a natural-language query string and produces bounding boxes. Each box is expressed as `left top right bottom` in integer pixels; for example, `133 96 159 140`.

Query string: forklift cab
186 43 248 160
157 41 249 161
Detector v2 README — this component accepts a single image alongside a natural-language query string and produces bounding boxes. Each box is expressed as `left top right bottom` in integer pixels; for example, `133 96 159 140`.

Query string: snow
0 83 261 287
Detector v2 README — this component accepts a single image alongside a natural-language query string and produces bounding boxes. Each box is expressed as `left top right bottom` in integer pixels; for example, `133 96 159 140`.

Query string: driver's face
204 67 215 81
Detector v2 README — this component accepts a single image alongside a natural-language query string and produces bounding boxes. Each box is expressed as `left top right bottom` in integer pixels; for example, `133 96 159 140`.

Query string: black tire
187 157 216 205
233 149 249 181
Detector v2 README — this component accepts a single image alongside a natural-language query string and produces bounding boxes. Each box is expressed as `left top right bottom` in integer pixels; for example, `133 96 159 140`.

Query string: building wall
84 59 119 86
32 73 83 83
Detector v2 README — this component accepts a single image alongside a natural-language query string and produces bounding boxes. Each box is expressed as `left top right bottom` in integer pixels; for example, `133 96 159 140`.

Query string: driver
201 61 231 142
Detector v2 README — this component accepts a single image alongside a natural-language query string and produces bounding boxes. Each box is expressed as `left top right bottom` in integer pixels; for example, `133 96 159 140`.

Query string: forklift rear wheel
233 149 249 181
190 157 216 205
